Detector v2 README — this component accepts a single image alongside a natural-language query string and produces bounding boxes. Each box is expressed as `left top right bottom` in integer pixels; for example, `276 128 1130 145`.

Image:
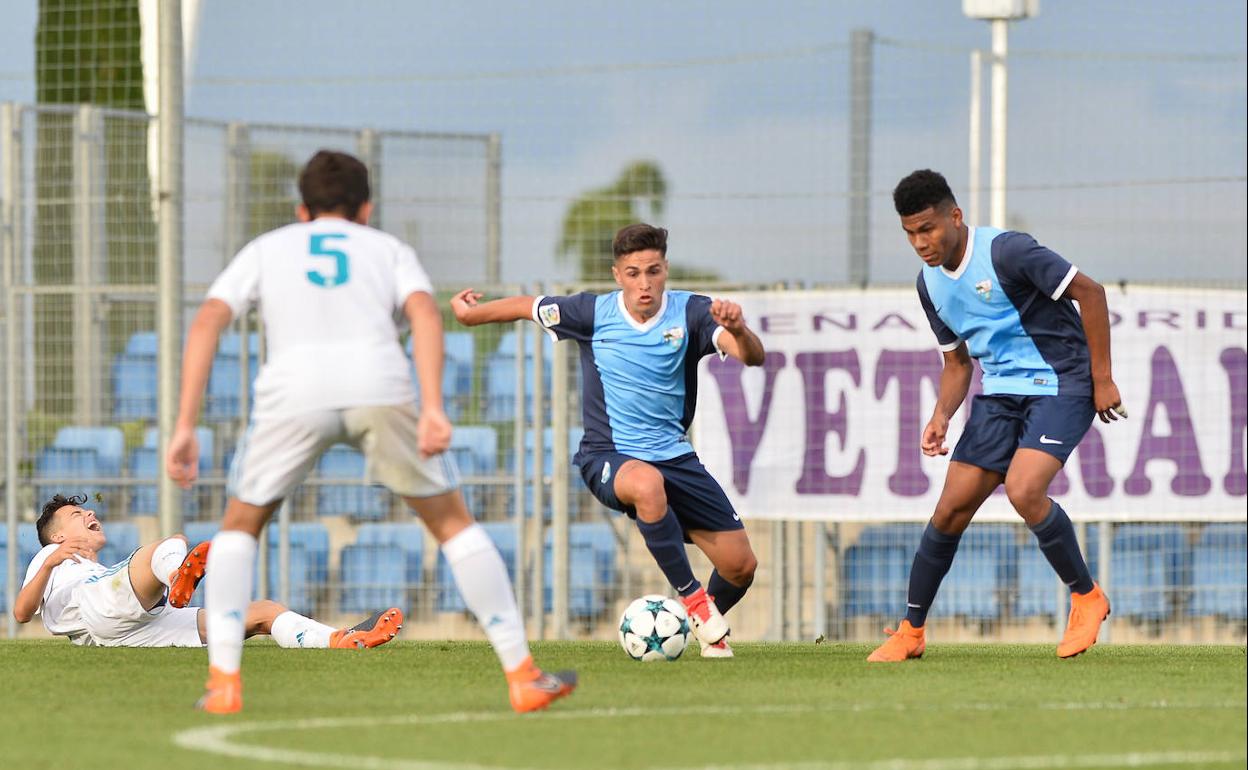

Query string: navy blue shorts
951 394 1095 475
578 451 744 541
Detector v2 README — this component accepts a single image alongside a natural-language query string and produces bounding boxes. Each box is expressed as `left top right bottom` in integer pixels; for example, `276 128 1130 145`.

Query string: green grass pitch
1 640 1243 769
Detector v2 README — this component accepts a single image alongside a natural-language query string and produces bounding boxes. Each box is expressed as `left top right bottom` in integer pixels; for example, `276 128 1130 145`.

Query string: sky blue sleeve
916 273 960 350
992 231 1079 300
533 292 596 342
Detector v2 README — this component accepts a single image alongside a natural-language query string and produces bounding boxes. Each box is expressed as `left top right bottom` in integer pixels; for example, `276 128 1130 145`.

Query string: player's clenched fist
710 298 745 332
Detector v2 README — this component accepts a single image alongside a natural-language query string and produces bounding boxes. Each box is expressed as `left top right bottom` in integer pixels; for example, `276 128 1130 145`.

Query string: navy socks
1030 499 1095 595
636 510 699 597
904 522 963 628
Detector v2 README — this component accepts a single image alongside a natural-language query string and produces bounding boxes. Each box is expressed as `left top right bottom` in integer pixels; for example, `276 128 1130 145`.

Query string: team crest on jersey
661 326 685 348
538 303 561 328
975 279 993 301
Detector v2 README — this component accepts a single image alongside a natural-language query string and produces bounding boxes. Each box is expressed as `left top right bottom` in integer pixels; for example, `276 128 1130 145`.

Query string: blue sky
1 1 1245 286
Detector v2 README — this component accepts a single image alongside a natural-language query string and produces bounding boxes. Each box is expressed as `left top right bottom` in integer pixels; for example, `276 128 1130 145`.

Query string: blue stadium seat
449 426 498 515
17 524 42 568
354 523 424 583
514 427 585 519
340 544 409 614
97 521 141 568
206 332 260 421
933 525 1016 619
129 427 213 518
35 447 104 515
1015 523 1101 617
1111 524 1187 620
483 332 553 422
111 332 160 421
315 445 390 520
266 543 316 615
1190 523 1246 619
843 524 924 616
437 521 516 611
54 426 125 477
266 521 330 585
444 331 476 421
543 545 602 617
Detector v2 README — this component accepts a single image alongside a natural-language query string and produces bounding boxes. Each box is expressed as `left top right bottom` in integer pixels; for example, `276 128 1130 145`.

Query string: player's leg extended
868 462 1001 662
405 490 576 713
1005 448 1108 657
687 528 757 658
126 534 189 610
614 460 701 598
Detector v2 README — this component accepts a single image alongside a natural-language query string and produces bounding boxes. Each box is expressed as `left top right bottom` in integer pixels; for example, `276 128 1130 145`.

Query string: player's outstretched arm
709 299 765 366
923 344 974 457
167 299 233 488
450 288 538 327
1064 273 1126 423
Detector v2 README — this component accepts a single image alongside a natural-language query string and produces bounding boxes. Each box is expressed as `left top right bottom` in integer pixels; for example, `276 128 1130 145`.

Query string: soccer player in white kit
166 150 575 714
14 493 400 649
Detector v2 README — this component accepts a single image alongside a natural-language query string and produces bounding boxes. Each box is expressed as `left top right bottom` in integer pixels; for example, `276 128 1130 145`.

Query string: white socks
205 530 257 674
150 538 188 589
270 610 337 649
442 524 531 671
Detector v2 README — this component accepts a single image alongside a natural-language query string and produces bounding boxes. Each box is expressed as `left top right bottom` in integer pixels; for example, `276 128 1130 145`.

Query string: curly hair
893 169 957 217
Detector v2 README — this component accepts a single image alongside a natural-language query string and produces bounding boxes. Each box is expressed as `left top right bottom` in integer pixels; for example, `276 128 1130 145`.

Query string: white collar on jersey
616 290 669 333
940 226 976 280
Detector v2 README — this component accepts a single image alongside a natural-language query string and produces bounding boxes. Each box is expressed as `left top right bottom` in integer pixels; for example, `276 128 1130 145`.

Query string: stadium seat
515 427 585 519
1015 523 1102 618
354 522 424 583
448 426 498 515
843 524 924 616
539 522 618 617
53 426 125 477
206 332 260 422
436 521 516 612
339 543 409 614
112 333 159 421
35 447 105 516
483 332 553 422
315 445 390 520
129 427 213 518
932 525 1016 620
267 521 330 585
97 521 141 568
17 524 42 568
1190 523 1247 619
1110 524 1188 620
266 542 316 615
443 331 476 421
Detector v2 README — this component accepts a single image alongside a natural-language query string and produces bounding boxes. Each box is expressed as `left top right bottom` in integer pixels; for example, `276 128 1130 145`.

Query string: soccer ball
618 594 690 661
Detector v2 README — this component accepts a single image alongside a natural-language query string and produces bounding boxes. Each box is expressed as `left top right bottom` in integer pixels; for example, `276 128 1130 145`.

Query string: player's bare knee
930 507 972 535
726 552 758 585
619 466 667 521
1004 477 1047 518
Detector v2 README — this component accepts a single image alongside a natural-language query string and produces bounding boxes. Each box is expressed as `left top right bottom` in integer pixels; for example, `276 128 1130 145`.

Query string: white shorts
228 403 460 506
75 554 204 647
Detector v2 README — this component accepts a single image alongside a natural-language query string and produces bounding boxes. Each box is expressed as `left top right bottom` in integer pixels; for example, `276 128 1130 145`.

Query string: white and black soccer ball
618 594 690 661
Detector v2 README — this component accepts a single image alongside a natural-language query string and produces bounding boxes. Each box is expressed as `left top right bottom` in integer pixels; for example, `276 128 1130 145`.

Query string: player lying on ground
452 223 765 659
14 493 401 649
167 150 573 715
868 169 1126 663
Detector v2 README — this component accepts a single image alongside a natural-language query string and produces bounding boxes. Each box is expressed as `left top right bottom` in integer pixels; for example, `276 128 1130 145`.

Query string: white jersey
208 218 434 419
22 544 108 644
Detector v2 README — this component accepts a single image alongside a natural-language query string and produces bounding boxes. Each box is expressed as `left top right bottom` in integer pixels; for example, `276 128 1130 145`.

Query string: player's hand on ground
1093 378 1128 423
450 288 483 324
165 427 200 489
48 536 93 567
710 299 746 332
417 408 453 458
921 415 950 456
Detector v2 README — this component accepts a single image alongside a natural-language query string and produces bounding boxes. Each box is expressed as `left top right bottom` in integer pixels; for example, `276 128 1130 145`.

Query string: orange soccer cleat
866 619 926 662
196 666 242 714
1057 582 1111 658
168 541 210 609
681 587 729 646
330 608 404 649
506 657 577 713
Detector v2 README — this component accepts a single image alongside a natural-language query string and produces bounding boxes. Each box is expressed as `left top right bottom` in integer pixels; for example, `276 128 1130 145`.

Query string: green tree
557 160 718 283
34 0 154 415
246 151 300 239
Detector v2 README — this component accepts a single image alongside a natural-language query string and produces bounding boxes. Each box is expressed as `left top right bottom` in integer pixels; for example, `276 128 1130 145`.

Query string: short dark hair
612 223 668 259
37 493 87 547
893 169 957 217
298 150 371 219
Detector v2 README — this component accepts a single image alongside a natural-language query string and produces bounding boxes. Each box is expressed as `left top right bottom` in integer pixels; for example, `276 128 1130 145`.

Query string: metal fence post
485 134 501 284
156 0 185 537
357 128 381 229
2 102 22 638
224 122 250 263
512 318 528 618
847 28 874 287
551 322 570 639
530 320 547 638
770 520 785 640
73 104 103 426
813 521 827 638
1098 521 1113 643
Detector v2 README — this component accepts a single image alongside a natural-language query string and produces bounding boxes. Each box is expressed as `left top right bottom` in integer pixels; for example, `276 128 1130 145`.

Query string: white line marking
172 703 1246 770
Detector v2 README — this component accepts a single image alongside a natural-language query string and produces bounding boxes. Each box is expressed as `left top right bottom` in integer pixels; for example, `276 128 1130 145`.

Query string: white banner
692 287 1247 522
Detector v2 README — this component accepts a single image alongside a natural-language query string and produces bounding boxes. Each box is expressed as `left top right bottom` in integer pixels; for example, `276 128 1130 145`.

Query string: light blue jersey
534 290 724 462
917 227 1091 397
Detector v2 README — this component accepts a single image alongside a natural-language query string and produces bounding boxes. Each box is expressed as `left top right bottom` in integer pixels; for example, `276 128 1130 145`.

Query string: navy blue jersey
917 227 1092 397
533 290 725 462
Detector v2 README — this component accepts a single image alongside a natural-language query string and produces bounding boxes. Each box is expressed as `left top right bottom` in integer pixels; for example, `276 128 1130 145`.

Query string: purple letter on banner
1124 346 1211 496
1221 347 1247 495
1050 424 1114 498
875 349 942 496
707 353 786 495
794 351 865 494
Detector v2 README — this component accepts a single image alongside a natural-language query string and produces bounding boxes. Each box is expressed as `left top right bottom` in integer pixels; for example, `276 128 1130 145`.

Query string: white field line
171 702 1247 770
